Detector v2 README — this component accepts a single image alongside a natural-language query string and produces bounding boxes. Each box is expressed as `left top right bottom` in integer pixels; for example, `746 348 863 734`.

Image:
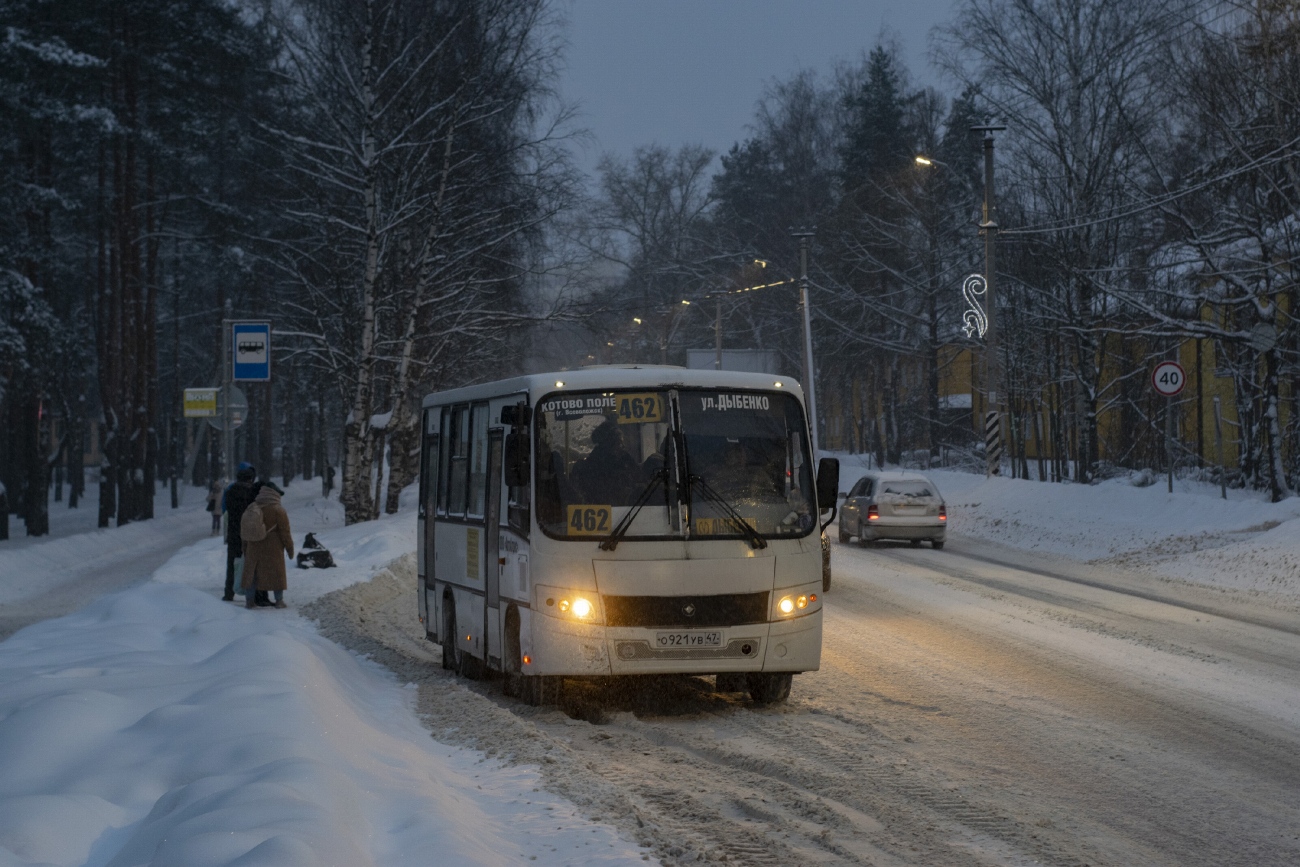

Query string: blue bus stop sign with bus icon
232 322 271 381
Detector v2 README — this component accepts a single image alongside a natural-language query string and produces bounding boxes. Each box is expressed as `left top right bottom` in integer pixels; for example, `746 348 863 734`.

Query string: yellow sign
694 516 756 536
183 388 218 418
614 393 664 424
566 505 612 536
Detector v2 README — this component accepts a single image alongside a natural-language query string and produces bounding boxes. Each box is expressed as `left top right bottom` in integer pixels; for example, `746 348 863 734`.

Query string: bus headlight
774 590 818 618
538 585 603 624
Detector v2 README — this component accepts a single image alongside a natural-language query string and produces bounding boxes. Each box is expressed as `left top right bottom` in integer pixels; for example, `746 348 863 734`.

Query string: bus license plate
656 631 722 648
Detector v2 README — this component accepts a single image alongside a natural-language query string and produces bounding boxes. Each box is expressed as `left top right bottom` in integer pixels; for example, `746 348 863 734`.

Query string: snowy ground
0 482 647 866
1 461 1298 866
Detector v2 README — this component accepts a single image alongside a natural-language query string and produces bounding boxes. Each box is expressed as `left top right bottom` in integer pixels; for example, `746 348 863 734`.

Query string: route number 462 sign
1151 360 1186 397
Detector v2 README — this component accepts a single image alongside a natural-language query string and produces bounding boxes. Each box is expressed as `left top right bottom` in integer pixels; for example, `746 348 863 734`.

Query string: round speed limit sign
1151 360 1186 397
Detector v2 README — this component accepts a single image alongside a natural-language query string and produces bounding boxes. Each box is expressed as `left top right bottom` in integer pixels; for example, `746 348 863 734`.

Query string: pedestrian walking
241 480 294 609
221 463 258 602
206 478 225 535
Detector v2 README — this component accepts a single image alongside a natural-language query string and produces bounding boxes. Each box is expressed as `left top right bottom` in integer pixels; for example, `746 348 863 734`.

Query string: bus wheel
458 645 485 680
440 599 458 671
519 675 562 707
502 610 523 698
715 673 746 693
747 672 792 705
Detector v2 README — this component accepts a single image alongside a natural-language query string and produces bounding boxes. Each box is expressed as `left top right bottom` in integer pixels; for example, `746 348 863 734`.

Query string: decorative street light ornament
962 273 989 339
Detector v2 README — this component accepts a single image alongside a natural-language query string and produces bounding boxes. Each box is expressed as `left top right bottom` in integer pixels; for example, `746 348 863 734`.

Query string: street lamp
970 124 1006 477
791 227 819 456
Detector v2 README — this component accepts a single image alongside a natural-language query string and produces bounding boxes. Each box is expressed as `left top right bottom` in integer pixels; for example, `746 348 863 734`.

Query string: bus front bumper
525 612 822 677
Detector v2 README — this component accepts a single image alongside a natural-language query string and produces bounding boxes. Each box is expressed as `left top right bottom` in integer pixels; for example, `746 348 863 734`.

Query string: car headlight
537 585 603 624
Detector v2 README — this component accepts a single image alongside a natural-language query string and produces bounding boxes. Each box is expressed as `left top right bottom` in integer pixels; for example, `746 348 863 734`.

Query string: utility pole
714 297 723 370
972 124 1006 476
792 227 819 456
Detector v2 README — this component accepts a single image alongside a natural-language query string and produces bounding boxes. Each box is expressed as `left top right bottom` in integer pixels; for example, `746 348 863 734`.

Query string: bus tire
520 675 561 707
440 597 457 671
458 645 485 680
502 608 523 698
715 673 746 693
747 672 792 705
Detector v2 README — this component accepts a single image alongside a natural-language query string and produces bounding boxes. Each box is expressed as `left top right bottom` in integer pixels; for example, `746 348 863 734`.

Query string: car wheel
910 539 922 548
932 540 945 550
838 526 849 543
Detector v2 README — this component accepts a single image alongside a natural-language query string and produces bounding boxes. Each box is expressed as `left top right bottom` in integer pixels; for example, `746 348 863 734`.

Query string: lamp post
791 227 819 456
971 124 1006 476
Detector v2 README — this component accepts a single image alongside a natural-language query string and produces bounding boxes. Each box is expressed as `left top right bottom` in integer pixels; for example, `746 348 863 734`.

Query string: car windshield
535 388 816 540
877 479 935 498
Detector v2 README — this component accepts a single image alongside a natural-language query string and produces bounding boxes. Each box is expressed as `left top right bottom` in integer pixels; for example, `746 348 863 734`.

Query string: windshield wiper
687 475 768 550
599 468 667 552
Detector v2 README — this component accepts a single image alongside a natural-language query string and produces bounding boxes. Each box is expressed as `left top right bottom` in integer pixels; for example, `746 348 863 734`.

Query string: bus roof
420 365 806 408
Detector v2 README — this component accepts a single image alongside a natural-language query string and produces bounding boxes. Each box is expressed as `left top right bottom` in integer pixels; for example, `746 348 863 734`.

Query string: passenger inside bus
569 416 643 505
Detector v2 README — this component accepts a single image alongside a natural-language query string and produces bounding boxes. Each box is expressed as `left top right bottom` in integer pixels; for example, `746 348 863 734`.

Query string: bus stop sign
232 322 271 381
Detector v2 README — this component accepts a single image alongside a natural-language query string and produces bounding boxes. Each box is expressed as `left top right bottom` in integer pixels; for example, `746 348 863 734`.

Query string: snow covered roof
422 365 806 409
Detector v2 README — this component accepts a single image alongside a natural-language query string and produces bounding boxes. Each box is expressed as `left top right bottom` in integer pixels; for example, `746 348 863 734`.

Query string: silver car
838 471 947 549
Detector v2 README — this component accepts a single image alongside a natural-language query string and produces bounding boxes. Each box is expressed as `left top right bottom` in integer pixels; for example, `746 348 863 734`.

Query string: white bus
416 366 839 706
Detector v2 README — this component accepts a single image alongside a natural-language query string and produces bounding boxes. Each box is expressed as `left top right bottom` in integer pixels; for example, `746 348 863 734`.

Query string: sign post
221 317 271 481
1151 360 1186 493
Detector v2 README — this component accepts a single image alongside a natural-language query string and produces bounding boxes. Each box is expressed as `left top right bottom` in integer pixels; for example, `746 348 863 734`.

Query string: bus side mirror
504 431 530 487
815 458 840 514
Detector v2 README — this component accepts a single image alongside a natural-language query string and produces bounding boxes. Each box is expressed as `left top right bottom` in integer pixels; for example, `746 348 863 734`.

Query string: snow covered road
4 469 1299 865
306 530 1300 866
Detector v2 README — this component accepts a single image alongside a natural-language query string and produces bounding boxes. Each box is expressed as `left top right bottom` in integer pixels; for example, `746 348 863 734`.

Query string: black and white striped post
984 411 1002 474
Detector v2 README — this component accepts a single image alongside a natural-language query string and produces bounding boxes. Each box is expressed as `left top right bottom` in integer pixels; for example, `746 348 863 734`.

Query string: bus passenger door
420 426 441 638
483 430 504 666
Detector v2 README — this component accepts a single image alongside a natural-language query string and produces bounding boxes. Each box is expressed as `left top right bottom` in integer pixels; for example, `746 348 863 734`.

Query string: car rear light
867 505 879 521
938 505 947 521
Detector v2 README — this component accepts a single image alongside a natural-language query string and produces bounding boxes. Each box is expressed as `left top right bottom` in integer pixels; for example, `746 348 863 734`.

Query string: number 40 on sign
1151 360 1186 397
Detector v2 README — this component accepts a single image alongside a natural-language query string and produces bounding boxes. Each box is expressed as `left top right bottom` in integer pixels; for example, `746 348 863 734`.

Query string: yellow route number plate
615 393 664 424
567 505 613 536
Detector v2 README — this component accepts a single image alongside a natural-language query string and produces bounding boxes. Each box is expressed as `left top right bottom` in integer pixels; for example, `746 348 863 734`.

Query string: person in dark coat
570 417 642 506
221 463 257 602
242 480 294 609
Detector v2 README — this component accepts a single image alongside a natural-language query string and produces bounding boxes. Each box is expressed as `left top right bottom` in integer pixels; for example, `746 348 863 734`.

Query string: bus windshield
535 388 816 541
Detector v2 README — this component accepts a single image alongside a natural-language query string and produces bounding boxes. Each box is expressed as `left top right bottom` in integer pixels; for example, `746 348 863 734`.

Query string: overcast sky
557 0 960 181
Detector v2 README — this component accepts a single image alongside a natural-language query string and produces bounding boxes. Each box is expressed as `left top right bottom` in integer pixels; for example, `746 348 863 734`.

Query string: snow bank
833 453 1300 604
0 480 645 866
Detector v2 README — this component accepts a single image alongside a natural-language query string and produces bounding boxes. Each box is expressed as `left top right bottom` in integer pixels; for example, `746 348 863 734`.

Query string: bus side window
467 403 490 519
448 405 469 516
437 407 451 515
508 430 531 537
